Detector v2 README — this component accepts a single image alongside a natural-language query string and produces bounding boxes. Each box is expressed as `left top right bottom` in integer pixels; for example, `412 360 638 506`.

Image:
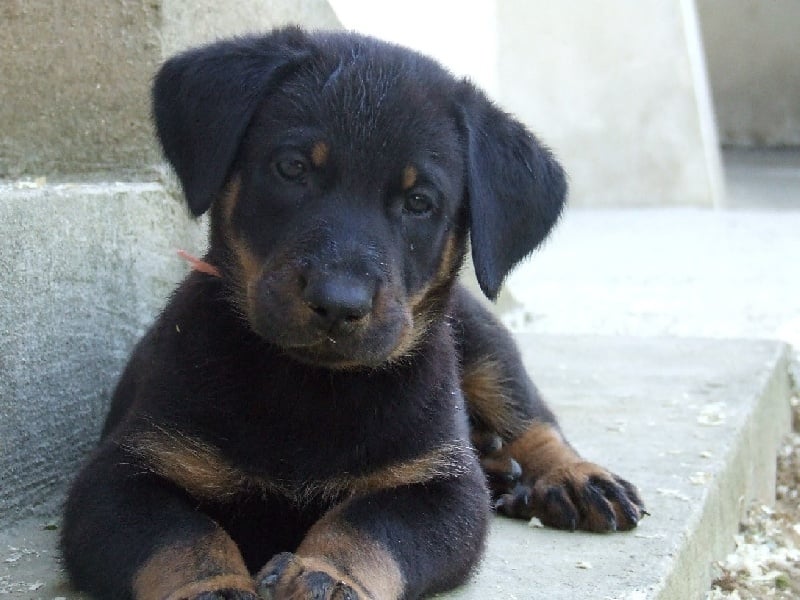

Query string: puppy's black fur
61 28 644 600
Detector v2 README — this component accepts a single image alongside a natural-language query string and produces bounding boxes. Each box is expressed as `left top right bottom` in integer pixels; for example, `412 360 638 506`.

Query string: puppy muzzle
301 272 376 336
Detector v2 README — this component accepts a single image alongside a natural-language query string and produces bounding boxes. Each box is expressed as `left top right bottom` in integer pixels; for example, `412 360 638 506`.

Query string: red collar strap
177 249 222 278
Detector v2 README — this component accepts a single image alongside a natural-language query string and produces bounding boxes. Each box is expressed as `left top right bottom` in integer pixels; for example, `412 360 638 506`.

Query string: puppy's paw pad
256 553 361 600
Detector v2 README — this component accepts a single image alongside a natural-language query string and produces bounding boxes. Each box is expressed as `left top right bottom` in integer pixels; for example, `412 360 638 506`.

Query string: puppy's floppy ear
153 28 311 216
457 82 567 300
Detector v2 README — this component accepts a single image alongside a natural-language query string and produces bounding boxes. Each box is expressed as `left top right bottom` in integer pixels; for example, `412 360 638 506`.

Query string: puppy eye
275 158 308 182
403 192 434 216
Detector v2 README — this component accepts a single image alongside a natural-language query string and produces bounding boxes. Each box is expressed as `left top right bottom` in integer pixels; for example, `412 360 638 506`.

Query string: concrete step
0 180 206 526
445 335 793 599
1 335 792 599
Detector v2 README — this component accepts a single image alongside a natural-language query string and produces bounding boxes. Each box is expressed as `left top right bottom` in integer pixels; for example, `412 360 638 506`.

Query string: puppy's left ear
153 29 311 216
457 82 567 300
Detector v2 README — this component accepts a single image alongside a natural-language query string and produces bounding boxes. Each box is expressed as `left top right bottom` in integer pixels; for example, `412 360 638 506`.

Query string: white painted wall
329 1 725 207
328 0 499 95
495 0 723 207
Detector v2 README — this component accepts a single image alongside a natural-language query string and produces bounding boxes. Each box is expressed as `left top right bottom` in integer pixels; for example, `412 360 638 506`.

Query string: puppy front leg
61 443 255 600
452 285 645 532
256 466 489 600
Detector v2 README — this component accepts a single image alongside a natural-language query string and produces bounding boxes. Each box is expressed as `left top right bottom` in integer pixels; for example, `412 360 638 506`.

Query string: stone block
0 181 206 524
0 0 340 178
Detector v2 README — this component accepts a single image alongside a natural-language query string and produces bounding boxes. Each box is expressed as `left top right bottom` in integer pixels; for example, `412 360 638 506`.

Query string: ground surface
503 148 800 599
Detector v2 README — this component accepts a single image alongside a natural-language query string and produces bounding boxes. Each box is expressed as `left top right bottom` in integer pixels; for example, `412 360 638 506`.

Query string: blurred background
334 0 799 209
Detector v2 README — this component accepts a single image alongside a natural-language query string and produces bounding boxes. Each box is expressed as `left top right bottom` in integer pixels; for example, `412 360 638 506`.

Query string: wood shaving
708 395 800 598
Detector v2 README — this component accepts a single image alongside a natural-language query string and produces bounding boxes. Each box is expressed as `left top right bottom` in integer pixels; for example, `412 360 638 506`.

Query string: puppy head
153 28 566 369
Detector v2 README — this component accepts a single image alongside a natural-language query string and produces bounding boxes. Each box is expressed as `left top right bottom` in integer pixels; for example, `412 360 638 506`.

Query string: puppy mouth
282 340 381 369
247 302 413 369
276 328 409 369
240 263 416 368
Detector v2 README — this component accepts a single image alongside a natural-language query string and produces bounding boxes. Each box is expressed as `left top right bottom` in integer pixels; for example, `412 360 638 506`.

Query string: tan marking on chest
124 427 472 505
317 441 473 500
123 427 251 501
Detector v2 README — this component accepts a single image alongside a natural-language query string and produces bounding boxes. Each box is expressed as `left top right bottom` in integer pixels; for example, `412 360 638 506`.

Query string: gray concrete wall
0 0 340 179
0 182 205 524
0 0 340 526
697 0 800 147
160 0 341 57
0 1 162 178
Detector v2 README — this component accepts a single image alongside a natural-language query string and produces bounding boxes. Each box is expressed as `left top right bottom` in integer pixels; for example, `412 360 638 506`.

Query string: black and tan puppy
61 28 645 600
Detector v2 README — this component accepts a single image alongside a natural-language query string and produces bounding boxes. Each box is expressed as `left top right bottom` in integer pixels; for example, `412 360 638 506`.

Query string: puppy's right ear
153 28 311 216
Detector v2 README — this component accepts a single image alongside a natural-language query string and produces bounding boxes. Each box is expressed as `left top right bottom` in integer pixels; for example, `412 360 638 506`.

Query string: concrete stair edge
655 341 793 599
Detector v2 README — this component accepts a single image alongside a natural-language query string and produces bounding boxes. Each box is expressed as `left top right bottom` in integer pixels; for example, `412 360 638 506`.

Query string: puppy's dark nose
303 275 374 330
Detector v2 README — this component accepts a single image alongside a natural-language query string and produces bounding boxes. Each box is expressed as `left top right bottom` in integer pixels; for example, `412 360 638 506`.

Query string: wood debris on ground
708 395 800 599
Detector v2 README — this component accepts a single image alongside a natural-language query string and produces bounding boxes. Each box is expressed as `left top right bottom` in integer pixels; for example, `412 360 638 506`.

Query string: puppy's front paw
495 461 646 532
256 552 361 600
195 590 259 600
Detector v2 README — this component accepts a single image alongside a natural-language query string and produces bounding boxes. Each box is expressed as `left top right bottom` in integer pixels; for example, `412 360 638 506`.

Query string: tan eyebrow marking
401 165 417 190
311 141 330 167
